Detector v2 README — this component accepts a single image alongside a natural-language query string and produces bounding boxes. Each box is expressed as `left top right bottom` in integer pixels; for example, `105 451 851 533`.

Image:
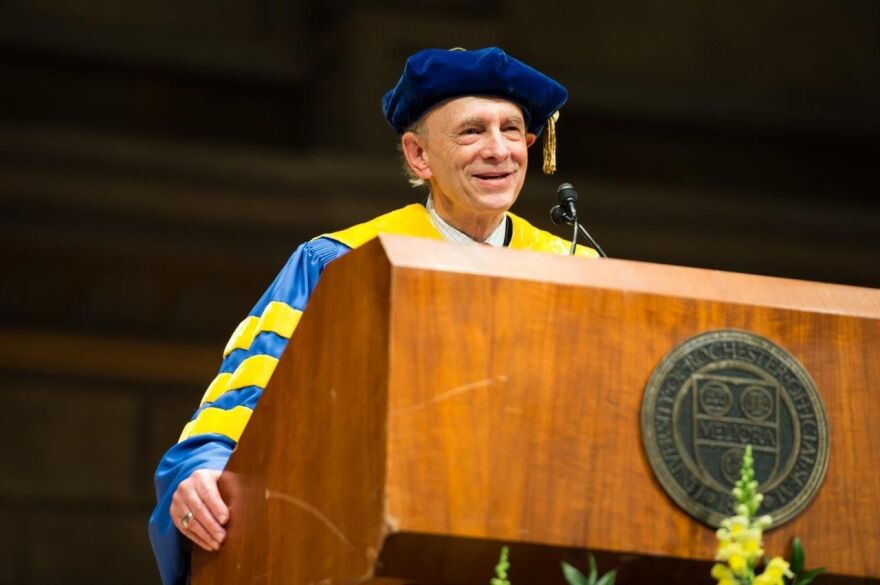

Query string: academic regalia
148 203 595 584
150 43 587 583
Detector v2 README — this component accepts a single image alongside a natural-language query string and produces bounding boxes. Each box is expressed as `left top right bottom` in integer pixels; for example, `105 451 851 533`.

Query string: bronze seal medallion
641 329 829 528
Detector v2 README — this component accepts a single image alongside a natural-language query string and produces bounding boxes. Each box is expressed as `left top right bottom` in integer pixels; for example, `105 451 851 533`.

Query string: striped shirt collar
425 194 508 247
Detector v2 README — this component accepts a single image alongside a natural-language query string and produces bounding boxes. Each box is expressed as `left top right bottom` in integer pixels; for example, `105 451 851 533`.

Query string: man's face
414 96 537 219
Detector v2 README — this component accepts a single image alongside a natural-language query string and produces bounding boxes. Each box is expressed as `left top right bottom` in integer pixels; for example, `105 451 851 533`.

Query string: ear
525 132 537 148
401 132 433 180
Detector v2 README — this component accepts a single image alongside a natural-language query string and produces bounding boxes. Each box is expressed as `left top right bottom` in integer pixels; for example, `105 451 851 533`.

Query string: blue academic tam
381 46 568 136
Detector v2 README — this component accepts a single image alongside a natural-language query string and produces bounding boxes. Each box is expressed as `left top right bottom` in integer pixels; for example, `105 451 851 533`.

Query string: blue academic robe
148 204 596 584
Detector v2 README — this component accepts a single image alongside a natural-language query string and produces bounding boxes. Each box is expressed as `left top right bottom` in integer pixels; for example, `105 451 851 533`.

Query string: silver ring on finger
181 511 194 530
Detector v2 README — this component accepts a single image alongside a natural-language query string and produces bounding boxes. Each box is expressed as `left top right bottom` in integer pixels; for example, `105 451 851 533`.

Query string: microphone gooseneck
548 182 608 258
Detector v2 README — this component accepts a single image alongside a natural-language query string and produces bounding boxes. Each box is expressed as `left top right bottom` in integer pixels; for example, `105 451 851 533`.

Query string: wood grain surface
195 234 880 583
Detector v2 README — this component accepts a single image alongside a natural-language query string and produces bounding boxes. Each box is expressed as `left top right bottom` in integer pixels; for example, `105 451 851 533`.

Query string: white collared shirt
426 195 507 247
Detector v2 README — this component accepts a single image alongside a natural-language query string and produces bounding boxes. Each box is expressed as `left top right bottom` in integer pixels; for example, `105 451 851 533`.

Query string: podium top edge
368 234 880 320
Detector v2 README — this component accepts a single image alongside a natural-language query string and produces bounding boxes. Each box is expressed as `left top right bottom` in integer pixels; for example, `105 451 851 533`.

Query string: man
148 46 597 585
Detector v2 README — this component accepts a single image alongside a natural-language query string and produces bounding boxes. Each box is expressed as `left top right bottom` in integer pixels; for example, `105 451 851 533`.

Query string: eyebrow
456 117 486 129
455 115 525 130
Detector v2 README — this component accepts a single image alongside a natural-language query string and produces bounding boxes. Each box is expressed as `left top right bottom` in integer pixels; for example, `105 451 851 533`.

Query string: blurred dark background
0 1 877 583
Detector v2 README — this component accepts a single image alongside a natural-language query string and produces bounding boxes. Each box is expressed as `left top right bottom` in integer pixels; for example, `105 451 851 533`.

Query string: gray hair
397 120 428 189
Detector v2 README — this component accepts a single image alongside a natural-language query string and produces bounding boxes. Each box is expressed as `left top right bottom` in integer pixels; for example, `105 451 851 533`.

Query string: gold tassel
542 111 560 175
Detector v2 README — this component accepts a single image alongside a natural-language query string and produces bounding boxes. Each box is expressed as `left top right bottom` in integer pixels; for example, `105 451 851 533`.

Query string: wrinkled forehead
416 95 529 131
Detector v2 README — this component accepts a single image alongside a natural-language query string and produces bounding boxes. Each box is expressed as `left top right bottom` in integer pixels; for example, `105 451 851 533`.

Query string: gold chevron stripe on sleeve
226 354 278 392
198 353 279 406
178 405 253 443
223 302 303 358
223 316 259 357
258 301 302 339
200 372 233 405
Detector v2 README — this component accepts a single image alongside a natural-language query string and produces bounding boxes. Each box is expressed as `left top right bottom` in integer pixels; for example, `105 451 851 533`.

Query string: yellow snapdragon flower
728 553 747 575
753 556 792 585
715 514 764 566
710 446 820 585
764 557 794 580
711 563 737 585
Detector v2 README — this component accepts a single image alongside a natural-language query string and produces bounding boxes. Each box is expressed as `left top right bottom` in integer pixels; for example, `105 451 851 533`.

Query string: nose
480 127 511 162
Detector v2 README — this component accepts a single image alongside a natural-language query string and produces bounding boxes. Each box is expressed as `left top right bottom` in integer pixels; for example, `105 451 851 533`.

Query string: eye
502 124 524 138
461 126 482 135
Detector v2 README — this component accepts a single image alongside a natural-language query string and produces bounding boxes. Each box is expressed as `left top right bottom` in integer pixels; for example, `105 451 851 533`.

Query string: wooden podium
193 234 880 584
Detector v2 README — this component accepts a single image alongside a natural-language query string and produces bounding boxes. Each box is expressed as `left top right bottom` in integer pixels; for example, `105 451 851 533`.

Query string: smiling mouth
473 171 514 181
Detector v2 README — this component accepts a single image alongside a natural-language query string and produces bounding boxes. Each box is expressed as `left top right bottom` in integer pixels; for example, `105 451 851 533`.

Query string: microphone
550 204 569 226
557 183 578 222
549 182 608 258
